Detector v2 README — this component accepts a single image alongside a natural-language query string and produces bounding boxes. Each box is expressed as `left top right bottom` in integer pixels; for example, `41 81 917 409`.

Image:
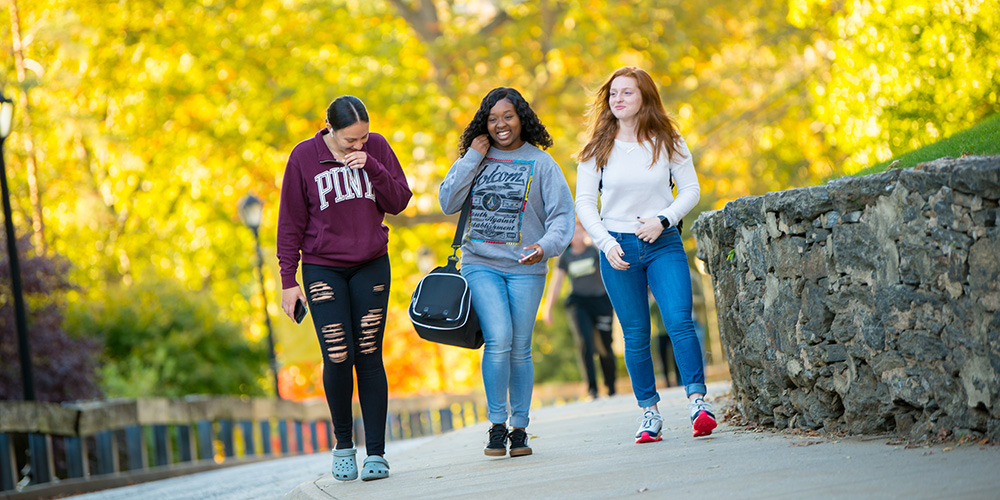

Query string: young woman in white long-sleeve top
575 66 717 442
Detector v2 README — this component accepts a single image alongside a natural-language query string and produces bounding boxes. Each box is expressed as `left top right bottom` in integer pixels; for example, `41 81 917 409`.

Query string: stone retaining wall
691 156 1000 441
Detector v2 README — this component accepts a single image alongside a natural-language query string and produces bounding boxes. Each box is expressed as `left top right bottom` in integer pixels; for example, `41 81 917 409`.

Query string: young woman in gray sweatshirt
438 87 575 458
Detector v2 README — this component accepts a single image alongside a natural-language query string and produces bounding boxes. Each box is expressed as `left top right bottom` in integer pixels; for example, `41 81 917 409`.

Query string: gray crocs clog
360 455 389 481
332 447 358 481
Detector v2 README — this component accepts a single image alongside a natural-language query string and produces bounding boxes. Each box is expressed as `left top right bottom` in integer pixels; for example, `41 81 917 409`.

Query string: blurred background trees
1 0 997 401
0 233 101 402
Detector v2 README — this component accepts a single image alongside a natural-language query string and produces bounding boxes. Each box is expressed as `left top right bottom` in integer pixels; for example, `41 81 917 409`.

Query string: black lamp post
238 194 281 399
0 92 34 401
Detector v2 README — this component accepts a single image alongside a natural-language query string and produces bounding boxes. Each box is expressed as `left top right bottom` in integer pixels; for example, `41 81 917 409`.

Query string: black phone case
294 299 307 324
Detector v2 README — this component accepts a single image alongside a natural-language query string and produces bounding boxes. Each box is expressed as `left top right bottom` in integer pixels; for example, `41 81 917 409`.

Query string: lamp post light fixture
238 194 281 400
0 92 34 402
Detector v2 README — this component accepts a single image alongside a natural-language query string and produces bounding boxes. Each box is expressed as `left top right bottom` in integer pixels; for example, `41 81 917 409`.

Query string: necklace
618 141 640 154
323 134 348 163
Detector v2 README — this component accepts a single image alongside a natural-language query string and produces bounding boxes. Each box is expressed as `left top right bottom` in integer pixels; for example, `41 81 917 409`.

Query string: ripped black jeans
302 254 390 456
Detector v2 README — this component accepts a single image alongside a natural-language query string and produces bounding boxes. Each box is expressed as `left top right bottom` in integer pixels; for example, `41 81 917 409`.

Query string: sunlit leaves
790 0 1000 173
2 0 997 399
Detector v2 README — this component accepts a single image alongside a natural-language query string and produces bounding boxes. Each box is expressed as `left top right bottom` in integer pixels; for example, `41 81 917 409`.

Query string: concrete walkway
283 381 1000 499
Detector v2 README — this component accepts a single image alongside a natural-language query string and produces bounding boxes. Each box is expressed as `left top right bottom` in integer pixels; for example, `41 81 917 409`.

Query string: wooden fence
0 385 587 498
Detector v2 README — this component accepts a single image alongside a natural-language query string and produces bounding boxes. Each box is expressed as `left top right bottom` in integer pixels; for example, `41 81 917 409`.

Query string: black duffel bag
408 194 484 349
408 260 483 349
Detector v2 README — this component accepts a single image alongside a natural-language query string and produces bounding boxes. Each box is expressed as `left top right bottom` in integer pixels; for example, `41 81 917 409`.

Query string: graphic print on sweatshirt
314 166 375 210
468 158 534 244
567 255 598 279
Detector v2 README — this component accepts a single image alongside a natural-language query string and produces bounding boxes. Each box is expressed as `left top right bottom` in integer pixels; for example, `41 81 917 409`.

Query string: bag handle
447 192 472 266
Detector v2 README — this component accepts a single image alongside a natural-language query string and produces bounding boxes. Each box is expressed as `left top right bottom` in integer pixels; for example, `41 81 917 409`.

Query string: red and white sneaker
689 398 717 437
635 410 663 443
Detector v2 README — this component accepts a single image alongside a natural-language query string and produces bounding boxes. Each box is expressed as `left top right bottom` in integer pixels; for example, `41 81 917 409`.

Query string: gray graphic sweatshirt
438 143 575 275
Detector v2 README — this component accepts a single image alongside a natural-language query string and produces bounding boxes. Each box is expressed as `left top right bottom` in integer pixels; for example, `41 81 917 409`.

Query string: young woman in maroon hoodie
277 95 412 482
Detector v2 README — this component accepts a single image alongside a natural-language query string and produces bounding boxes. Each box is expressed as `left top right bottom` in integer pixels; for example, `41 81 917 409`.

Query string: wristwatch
657 215 671 229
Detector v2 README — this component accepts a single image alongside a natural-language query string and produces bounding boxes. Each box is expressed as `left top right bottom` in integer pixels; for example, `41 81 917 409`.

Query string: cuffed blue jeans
461 264 546 429
599 228 707 407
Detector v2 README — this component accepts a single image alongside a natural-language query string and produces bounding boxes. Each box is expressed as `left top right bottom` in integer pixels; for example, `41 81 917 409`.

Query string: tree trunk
7 0 46 254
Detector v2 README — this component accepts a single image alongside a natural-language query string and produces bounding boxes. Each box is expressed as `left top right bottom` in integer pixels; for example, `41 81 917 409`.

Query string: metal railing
0 384 588 498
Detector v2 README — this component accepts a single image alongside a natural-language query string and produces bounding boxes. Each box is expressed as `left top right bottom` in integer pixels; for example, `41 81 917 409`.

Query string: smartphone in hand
519 248 540 264
294 298 307 324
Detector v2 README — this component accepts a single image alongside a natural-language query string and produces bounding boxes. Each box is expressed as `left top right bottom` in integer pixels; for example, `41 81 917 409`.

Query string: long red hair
577 67 685 170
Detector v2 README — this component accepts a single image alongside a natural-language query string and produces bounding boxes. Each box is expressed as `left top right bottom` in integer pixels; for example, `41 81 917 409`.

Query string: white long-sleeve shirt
575 137 700 255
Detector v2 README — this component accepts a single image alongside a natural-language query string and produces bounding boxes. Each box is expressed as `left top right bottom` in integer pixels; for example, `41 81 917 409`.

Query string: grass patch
854 113 1000 176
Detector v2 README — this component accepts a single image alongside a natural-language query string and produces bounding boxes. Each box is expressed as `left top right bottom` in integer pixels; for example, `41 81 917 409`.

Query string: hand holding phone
294 298 307 324
519 248 541 264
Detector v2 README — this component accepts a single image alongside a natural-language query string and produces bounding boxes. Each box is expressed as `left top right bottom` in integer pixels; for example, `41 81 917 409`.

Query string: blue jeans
599 228 707 407
461 264 546 428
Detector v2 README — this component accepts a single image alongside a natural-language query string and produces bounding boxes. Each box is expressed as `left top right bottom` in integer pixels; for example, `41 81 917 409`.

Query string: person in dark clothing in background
277 95 412 482
544 220 617 399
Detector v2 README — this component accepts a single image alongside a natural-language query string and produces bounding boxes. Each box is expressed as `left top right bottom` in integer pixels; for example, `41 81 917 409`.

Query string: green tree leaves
2 0 997 397
789 0 1000 173
64 277 268 397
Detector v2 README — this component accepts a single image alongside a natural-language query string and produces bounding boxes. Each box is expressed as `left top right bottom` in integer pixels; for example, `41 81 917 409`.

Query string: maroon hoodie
276 129 412 289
